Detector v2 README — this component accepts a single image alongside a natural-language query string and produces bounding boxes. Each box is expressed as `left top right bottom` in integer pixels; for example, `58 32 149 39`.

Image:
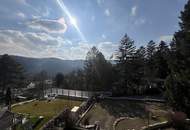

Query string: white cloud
131 6 137 16
16 12 25 18
32 15 41 19
0 30 37 57
134 18 146 25
97 42 118 59
104 9 111 16
42 7 50 17
0 30 69 58
26 17 67 33
158 35 173 43
0 29 117 60
101 34 106 39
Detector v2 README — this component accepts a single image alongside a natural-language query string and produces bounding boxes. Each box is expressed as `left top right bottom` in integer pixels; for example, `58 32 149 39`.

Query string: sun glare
56 0 87 42
70 17 77 26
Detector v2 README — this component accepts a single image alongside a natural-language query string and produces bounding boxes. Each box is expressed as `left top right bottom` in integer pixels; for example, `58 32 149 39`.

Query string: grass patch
34 117 50 130
12 99 82 130
29 116 39 124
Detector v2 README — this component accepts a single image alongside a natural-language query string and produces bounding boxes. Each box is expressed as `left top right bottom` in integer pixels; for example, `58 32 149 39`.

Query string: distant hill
8 55 84 76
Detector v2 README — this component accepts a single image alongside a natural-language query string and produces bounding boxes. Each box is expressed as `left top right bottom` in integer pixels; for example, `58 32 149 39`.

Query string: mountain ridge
1 55 84 76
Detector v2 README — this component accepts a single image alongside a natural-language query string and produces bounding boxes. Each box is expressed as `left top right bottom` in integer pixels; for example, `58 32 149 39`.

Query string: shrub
169 111 189 130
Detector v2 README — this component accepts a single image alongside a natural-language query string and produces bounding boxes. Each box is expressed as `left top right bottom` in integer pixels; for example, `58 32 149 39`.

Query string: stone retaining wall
76 96 96 125
40 109 70 130
113 117 190 130
141 121 170 130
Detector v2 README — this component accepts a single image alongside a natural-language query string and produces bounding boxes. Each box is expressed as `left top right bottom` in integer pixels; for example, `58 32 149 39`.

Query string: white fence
45 88 111 98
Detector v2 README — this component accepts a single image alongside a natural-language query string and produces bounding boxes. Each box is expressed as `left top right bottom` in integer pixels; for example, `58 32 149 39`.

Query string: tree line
0 0 189 117
56 0 190 117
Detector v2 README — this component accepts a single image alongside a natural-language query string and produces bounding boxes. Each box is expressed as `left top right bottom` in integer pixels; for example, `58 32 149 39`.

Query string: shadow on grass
99 99 146 118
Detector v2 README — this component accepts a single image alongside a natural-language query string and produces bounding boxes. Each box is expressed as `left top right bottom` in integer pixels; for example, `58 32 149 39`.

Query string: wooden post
148 111 150 128
145 103 150 129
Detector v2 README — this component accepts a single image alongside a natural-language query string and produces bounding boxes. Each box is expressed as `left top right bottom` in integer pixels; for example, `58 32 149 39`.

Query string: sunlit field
12 99 82 130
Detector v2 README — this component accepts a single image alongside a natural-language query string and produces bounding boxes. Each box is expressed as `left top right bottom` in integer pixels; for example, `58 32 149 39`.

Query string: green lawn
81 100 170 130
12 99 82 129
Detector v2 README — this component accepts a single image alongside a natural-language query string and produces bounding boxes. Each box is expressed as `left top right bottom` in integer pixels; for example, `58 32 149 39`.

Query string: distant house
45 80 53 85
44 80 53 89
16 96 27 100
26 82 35 89
25 80 53 90
0 110 14 130
21 82 36 91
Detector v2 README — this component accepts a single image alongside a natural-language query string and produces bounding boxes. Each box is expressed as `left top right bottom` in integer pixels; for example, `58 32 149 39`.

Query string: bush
168 111 189 130
165 75 190 118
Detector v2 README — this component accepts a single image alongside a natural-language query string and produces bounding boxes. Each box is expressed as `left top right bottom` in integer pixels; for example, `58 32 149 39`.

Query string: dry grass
81 100 170 130
12 99 82 117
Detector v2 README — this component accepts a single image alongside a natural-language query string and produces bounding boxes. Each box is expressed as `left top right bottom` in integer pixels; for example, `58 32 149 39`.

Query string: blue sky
0 0 187 59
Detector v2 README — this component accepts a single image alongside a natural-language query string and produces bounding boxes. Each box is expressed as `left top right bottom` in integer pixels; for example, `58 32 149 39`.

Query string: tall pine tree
165 0 190 117
0 54 24 92
145 40 157 83
116 34 137 95
154 41 170 79
84 47 113 91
